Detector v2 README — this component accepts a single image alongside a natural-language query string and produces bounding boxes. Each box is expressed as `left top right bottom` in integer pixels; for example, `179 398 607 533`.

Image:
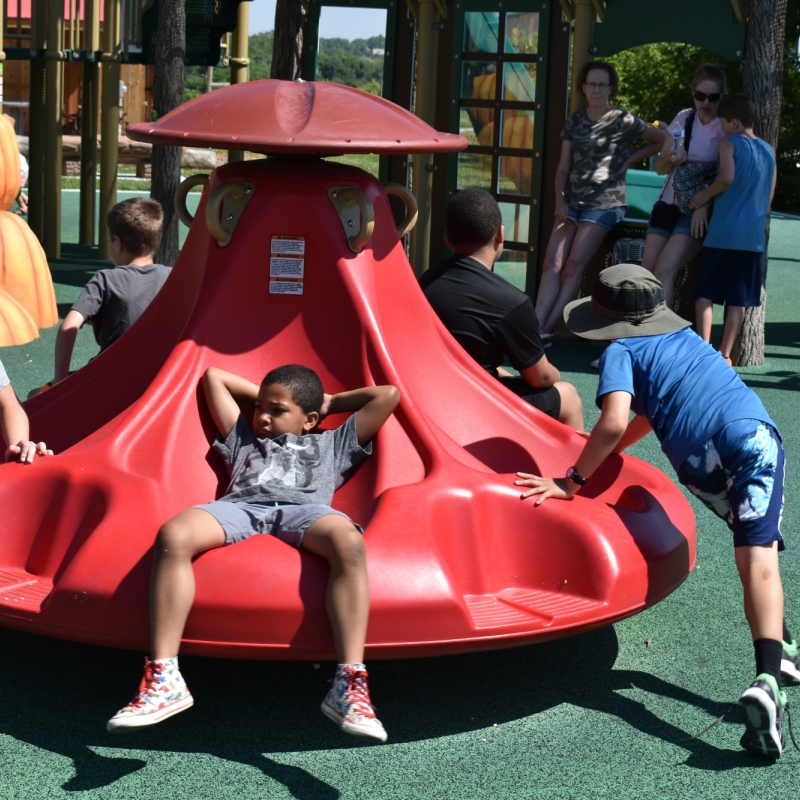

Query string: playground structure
5 1 748 285
2 0 251 262
0 80 697 659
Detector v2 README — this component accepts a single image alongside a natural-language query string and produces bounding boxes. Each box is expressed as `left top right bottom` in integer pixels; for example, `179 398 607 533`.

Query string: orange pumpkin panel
0 287 38 346
0 211 58 329
0 115 21 212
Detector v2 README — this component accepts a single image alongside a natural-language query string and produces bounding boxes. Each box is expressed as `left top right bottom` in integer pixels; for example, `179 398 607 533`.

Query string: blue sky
249 1 388 39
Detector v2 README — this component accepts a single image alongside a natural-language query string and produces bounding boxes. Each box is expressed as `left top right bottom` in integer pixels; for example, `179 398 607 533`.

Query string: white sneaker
107 657 194 732
321 665 388 743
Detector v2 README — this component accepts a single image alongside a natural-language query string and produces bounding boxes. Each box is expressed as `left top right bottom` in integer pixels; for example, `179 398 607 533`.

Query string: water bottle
673 128 685 156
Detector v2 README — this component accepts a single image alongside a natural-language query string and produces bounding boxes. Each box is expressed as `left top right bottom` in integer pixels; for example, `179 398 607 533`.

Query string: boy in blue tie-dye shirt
516 265 799 760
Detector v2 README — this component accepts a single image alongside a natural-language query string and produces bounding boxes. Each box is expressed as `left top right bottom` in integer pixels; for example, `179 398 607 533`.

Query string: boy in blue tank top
515 265 799 759
689 94 776 364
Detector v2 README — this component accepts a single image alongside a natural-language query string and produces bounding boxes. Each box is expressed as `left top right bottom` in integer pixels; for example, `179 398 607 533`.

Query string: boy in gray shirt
52 198 170 385
108 364 400 743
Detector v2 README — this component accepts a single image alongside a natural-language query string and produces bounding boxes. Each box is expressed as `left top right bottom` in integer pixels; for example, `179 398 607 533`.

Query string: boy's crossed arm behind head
202 366 399 446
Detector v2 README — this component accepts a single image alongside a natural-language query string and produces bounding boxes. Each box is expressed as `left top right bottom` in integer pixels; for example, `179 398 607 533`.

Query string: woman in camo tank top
535 62 665 339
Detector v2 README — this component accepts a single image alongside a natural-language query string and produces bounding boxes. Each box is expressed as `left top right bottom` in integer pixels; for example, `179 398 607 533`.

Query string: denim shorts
646 209 694 239
677 420 784 550
567 205 626 229
194 500 362 550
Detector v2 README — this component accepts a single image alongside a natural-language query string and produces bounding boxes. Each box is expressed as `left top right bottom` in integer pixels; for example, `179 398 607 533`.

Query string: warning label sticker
271 235 306 255
270 235 306 295
270 257 305 278
269 279 304 295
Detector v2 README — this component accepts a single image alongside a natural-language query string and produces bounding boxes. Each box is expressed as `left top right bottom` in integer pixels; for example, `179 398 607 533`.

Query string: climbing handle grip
205 181 256 247
174 173 210 228
383 182 418 238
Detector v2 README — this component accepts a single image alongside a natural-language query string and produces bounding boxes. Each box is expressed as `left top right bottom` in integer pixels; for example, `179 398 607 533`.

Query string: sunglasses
694 90 722 103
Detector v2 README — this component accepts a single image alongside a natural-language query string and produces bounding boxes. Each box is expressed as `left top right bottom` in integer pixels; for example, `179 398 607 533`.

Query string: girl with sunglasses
642 63 727 306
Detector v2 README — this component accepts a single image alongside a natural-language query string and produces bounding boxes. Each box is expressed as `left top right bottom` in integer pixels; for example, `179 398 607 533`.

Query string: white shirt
661 108 724 206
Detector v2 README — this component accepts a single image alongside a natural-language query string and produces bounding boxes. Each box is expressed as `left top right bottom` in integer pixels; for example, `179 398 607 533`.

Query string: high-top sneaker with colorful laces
782 640 800 687
738 673 787 758
320 664 387 743
107 657 194 733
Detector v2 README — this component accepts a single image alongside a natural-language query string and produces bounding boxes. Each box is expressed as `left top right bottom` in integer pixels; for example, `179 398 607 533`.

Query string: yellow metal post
99 0 122 260
44 0 65 260
80 0 101 246
28 0 48 244
227 1 250 164
408 0 441 276
569 0 596 113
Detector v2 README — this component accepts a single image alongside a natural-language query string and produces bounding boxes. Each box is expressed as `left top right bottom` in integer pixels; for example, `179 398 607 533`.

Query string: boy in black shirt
420 189 583 430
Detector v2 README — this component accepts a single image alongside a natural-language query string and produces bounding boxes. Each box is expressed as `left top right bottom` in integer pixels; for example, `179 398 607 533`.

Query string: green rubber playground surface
0 197 799 798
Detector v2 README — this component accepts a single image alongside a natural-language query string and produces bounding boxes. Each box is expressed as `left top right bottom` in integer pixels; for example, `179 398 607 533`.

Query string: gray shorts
193 501 361 550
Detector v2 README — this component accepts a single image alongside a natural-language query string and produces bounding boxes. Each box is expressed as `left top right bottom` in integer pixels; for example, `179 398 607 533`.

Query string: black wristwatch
565 466 588 486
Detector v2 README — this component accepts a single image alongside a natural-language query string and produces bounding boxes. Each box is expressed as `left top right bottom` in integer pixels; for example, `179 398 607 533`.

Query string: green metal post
408 0 441 276
227 1 250 164
44 0 65 260
99 0 121 261
80 0 101 246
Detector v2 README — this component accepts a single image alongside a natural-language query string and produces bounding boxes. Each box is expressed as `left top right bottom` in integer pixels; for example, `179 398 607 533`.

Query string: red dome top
127 79 468 155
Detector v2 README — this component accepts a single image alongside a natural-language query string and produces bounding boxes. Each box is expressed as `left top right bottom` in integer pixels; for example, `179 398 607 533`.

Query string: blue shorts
567 205 626 229
677 420 784 550
693 247 763 307
646 209 694 239
193 501 362 549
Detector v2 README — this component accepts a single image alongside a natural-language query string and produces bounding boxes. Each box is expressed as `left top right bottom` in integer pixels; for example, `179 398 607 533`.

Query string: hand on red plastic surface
6 440 53 464
515 472 574 505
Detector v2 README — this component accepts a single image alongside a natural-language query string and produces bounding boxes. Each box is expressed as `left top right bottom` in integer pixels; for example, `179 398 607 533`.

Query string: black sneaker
782 640 800 687
738 673 786 759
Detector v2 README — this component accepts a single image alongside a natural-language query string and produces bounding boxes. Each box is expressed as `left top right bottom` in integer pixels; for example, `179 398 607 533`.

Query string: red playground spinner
2 81 696 659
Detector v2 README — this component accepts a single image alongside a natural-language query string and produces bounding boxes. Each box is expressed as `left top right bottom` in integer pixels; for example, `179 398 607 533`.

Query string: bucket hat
564 264 691 340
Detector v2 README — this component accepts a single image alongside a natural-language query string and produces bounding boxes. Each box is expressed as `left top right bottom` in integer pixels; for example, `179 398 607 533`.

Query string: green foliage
774 4 800 214
605 43 742 126
183 31 384 102
248 31 275 81
317 36 385 94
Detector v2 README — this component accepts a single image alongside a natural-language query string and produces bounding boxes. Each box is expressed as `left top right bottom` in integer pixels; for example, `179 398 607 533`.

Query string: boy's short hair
263 364 324 414
575 61 619 97
446 188 503 249
691 63 726 94
107 198 164 257
718 94 756 129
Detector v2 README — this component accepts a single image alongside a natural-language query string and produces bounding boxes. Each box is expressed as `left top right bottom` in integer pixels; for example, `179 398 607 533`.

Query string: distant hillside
185 33 386 101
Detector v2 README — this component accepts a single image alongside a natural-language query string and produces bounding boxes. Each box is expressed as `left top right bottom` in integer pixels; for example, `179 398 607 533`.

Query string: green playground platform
0 193 798 798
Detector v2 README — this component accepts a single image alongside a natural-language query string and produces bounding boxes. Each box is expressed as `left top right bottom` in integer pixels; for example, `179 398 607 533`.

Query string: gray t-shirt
0 359 9 392
71 264 172 351
214 413 372 507
561 107 649 210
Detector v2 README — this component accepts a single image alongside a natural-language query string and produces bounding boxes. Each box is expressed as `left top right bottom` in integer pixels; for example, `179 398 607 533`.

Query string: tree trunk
271 0 305 80
151 0 186 266
733 0 788 366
